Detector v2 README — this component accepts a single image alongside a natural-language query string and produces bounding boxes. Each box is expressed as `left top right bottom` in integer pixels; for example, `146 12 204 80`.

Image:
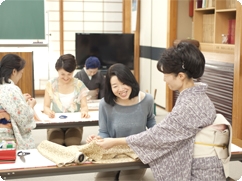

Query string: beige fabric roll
37 140 139 167
37 140 86 167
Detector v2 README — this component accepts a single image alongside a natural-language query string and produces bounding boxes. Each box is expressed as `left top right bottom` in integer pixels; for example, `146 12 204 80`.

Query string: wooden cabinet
192 1 242 145
0 52 34 97
193 0 236 59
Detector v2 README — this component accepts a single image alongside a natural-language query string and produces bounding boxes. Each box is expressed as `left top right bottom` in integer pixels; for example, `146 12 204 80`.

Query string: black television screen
75 33 134 70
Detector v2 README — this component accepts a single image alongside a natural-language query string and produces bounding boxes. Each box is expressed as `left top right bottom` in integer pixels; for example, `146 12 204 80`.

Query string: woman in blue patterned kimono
0 54 37 149
96 42 228 181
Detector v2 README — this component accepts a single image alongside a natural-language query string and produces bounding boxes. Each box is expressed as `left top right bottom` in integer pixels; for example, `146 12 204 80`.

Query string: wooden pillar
122 0 131 33
166 0 178 111
59 0 64 55
232 2 242 146
134 0 140 83
122 0 140 82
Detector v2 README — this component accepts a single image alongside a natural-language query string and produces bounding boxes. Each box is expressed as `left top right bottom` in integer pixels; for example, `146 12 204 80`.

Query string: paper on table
36 112 98 123
88 102 99 111
231 143 242 152
0 149 55 170
34 105 99 123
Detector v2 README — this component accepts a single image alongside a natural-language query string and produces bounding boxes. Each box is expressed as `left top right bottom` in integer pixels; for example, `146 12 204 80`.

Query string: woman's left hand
81 111 90 118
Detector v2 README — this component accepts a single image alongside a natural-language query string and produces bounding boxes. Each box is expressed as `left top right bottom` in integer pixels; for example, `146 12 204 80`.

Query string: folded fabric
37 140 139 167
194 113 232 178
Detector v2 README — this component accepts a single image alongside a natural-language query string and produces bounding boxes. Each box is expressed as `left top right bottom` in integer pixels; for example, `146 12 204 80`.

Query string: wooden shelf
195 7 215 11
216 8 236 12
193 0 236 59
200 43 234 53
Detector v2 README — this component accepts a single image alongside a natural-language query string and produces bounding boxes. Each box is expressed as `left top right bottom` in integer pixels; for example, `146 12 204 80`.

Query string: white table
34 103 99 129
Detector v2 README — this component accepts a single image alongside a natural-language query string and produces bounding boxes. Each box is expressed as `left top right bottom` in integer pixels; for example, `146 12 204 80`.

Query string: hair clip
182 62 185 69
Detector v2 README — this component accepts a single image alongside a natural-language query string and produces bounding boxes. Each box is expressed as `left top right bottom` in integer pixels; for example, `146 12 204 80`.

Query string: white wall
151 0 167 48
139 0 152 94
0 0 123 90
177 0 193 39
139 0 167 108
140 57 151 93
1 0 169 108
46 0 123 89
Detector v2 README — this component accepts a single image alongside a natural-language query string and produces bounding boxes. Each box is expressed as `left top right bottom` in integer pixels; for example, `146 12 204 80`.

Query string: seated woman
0 54 37 149
86 63 156 181
74 56 105 99
44 54 89 146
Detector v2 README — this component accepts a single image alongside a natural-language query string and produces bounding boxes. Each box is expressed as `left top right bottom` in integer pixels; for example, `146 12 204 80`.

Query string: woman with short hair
74 56 105 99
44 54 89 146
0 54 37 149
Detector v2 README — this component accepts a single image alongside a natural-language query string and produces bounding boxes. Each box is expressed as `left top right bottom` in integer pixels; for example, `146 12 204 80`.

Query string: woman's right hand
46 110 55 118
86 134 101 143
43 107 55 118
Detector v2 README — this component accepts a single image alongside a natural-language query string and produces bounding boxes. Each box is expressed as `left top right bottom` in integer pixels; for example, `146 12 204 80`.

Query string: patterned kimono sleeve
1 85 36 133
126 103 205 164
45 80 54 99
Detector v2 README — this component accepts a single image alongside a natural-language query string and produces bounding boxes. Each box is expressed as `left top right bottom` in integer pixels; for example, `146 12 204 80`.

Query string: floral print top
0 80 36 149
45 78 89 113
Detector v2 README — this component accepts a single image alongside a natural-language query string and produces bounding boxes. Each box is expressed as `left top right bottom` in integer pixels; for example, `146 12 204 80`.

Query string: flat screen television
75 33 134 70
